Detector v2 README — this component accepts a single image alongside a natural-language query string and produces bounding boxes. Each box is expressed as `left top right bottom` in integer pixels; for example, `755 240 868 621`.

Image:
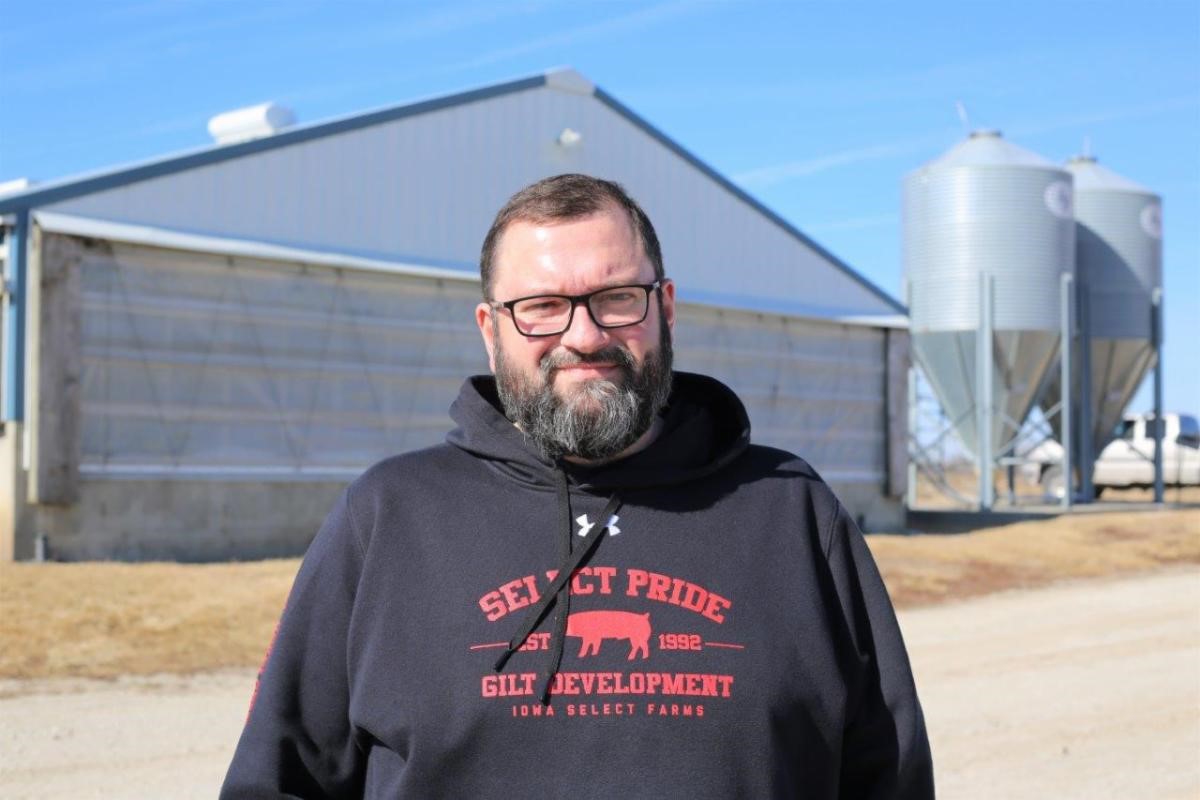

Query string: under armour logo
575 513 621 537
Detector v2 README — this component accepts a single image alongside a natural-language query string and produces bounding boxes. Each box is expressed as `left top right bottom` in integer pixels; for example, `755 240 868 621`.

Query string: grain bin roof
1066 156 1155 194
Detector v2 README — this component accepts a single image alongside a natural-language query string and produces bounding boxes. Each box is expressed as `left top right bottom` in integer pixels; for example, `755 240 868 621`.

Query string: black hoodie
222 372 934 799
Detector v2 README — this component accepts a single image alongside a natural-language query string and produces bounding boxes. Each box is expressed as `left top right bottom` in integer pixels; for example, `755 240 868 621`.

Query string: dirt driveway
905 567 1200 799
2 568 1197 799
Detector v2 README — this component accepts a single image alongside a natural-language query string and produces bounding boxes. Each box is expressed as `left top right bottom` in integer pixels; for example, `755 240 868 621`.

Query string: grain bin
904 130 1075 465
1040 155 1162 458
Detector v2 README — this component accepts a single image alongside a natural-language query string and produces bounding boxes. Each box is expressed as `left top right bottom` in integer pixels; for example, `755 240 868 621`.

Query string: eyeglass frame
489 280 665 338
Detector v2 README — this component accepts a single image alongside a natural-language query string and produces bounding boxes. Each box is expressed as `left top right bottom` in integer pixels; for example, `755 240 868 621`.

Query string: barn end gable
5 69 901 320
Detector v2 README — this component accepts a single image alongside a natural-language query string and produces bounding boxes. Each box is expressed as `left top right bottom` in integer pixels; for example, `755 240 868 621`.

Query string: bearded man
222 174 933 799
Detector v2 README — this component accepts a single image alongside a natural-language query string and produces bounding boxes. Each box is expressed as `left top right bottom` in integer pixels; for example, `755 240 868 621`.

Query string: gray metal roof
0 73 546 214
2 68 904 318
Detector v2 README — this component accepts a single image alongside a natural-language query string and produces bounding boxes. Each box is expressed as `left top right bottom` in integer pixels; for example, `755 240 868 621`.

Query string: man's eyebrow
509 274 657 297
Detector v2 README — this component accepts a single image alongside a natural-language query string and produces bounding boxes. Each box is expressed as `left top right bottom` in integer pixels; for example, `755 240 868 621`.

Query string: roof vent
207 102 296 145
0 177 34 197
557 128 583 148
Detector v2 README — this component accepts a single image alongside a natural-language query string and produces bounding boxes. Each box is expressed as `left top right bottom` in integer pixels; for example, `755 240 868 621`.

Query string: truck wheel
1040 465 1065 501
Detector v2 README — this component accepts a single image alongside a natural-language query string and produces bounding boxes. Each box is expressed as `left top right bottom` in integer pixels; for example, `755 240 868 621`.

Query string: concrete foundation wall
28 473 902 563
830 480 906 533
32 478 347 562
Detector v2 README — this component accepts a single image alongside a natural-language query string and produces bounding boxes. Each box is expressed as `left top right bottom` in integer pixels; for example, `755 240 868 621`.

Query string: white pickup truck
1025 412 1200 498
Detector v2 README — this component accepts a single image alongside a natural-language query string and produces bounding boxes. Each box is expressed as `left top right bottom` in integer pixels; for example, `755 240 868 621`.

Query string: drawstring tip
538 673 555 705
493 648 515 672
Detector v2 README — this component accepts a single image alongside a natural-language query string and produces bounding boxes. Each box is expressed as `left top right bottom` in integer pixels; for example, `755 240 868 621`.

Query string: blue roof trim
592 87 906 315
0 74 547 215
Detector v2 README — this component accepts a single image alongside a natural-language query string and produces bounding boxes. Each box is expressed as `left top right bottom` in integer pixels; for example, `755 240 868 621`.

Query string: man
222 174 934 798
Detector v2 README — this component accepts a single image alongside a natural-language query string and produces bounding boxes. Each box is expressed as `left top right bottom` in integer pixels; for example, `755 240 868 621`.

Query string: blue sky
2 0 1197 413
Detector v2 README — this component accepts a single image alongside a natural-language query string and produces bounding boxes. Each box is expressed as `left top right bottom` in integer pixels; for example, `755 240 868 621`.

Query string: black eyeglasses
490 281 663 337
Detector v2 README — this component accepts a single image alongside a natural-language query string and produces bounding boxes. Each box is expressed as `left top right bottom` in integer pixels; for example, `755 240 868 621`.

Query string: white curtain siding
78 241 486 477
674 305 886 485
76 240 886 486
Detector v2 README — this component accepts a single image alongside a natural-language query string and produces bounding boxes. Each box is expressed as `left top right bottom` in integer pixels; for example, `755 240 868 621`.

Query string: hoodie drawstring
493 475 622 705
542 469 574 703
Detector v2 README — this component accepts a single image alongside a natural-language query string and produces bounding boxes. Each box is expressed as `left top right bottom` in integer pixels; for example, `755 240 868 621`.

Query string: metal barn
0 69 908 560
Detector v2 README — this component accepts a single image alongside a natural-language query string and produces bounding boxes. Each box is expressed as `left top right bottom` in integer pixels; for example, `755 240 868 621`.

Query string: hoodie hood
446 371 750 490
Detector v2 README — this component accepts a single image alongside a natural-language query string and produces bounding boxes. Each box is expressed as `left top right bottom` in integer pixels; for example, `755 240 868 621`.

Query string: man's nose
559 302 609 351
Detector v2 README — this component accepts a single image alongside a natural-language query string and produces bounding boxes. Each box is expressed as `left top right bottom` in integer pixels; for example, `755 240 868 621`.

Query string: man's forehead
497 204 637 249
491 209 649 294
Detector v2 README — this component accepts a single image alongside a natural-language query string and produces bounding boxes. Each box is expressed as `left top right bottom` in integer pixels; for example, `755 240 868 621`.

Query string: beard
494 318 674 462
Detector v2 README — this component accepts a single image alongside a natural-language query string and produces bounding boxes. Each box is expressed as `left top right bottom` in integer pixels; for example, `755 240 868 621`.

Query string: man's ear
476 302 497 372
660 279 677 331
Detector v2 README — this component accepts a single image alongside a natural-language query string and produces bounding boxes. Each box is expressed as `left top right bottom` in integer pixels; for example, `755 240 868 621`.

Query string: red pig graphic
566 610 651 660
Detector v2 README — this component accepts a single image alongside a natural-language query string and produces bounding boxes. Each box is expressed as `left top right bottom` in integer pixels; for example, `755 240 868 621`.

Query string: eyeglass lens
512 286 649 335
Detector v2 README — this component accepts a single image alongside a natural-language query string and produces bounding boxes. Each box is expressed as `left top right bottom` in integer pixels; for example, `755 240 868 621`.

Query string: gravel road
2 568 1197 799
904 567 1200 799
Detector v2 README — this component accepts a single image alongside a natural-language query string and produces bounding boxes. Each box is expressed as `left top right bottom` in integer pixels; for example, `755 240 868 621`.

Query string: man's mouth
552 364 620 385
544 348 630 374
556 363 617 372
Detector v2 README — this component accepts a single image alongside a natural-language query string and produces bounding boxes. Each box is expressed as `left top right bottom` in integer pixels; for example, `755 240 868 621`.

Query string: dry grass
1 509 1197 680
0 559 296 680
874 508 1200 608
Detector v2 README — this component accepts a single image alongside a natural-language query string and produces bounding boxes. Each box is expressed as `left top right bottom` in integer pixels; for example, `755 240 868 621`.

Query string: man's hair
479 174 664 299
